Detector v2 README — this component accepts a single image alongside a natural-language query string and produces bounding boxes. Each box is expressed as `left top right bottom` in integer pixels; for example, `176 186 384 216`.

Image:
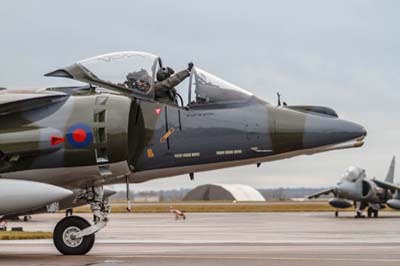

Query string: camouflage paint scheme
0 51 366 192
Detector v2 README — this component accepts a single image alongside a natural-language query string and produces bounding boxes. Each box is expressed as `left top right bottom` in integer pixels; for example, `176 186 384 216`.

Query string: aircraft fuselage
0 90 365 189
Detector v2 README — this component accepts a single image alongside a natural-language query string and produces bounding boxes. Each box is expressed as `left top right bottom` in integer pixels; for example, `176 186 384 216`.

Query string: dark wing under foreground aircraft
308 156 399 218
0 51 366 255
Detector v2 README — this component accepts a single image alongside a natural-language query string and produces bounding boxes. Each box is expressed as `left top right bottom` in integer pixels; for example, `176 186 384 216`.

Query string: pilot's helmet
126 69 151 91
126 69 151 81
156 67 175 82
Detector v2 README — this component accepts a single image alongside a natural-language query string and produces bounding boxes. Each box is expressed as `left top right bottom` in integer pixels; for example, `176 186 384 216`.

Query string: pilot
152 62 194 104
124 69 152 93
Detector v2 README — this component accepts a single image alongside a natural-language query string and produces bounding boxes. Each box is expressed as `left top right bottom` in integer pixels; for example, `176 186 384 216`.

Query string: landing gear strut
53 186 109 255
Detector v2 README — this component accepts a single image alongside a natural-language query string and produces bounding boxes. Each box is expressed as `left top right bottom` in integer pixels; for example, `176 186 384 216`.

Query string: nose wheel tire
53 216 95 255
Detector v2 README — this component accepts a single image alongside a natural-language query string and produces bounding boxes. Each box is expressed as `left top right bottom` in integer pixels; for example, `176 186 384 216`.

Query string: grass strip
0 231 52 240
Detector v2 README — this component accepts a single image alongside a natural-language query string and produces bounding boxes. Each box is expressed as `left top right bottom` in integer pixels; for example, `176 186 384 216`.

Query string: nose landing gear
53 186 109 255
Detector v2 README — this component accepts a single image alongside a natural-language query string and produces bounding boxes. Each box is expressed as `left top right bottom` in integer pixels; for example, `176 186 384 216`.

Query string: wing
0 88 67 116
0 88 67 162
307 188 336 199
372 179 400 192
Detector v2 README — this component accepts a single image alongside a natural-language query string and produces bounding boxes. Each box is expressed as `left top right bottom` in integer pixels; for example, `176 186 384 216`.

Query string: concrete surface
0 212 400 265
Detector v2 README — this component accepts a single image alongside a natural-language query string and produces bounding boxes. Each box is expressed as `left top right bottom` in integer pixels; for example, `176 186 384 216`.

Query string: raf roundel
66 123 93 148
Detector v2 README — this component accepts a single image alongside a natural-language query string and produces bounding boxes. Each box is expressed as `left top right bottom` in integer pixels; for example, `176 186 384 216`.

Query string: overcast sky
1 0 399 190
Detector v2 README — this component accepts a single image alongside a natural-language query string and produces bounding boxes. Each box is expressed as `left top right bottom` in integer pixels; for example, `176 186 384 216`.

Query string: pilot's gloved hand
188 62 194 71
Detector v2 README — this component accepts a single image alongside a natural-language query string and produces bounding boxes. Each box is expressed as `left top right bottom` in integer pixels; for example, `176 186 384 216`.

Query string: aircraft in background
308 156 400 218
0 51 366 255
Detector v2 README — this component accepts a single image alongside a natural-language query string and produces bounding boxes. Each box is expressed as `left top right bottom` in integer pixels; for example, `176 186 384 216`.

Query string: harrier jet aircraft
308 156 400 218
0 51 366 255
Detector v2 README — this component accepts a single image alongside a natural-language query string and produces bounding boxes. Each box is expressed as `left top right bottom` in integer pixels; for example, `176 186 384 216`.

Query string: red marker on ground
170 206 186 220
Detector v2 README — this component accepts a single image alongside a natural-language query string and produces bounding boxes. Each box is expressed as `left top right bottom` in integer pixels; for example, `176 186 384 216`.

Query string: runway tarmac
1 211 400 265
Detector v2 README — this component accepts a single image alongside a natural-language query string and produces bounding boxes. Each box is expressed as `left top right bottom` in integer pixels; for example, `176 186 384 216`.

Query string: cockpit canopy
341 166 366 183
45 51 254 106
79 51 157 90
191 68 252 105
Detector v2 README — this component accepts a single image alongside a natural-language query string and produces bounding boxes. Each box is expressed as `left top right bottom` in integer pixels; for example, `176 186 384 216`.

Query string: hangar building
183 184 265 201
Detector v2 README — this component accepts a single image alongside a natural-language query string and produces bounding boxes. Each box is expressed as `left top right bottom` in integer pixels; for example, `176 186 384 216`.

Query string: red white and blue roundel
66 123 93 148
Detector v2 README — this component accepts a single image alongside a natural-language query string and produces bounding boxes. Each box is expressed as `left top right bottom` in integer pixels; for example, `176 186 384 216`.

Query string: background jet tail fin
385 156 395 183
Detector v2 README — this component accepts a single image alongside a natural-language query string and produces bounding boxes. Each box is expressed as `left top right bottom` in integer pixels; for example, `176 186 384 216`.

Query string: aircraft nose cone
303 115 366 149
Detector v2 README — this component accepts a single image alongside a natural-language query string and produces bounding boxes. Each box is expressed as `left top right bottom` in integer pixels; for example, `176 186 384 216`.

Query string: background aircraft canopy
341 166 366 182
192 68 253 104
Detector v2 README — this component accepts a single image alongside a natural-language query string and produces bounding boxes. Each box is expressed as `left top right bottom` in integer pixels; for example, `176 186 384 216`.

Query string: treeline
258 188 328 200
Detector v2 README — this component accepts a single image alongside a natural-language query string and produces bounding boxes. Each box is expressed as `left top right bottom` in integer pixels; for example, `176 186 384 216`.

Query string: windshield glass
78 51 159 94
191 68 252 104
